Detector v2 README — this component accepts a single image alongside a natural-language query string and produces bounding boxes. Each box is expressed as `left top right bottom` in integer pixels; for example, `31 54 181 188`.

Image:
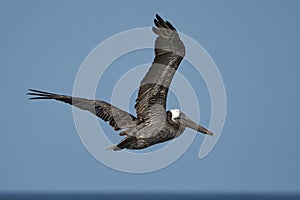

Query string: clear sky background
1 0 300 194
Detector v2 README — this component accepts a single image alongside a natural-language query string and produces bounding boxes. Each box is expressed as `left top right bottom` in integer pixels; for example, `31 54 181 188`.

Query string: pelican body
28 14 213 150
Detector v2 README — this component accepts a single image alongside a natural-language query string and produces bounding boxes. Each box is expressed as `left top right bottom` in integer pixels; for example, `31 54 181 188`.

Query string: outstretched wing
134 14 185 122
28 89 138 131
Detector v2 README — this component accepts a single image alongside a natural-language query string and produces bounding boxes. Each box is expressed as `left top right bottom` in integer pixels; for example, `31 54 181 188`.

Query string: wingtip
28 88 38 92
27 89 55 100
154 18 159 27
27 95 34 100
154 14 176 31
156 14 167 25
27 89 50 94
166 21 176 30
155 14 164 23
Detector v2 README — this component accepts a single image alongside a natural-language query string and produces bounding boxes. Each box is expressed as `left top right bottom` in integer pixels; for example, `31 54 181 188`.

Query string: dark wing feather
28 89 138 131
134 14 185 122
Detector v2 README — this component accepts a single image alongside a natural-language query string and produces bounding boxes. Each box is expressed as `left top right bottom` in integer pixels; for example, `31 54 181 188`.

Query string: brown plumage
28 14 213 151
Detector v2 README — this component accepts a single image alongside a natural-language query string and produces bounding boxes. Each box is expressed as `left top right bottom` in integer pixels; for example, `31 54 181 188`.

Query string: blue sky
1 0 300 194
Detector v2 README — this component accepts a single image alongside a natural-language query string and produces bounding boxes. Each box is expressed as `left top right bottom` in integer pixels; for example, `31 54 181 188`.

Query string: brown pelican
28 14 213 150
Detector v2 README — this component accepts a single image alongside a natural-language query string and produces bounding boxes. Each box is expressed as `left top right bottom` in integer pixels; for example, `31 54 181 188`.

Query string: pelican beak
180 114 214 136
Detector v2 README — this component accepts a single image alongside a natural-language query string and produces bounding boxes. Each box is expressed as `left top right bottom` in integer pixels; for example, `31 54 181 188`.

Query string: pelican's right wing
134 14 185 124
28 89 138 131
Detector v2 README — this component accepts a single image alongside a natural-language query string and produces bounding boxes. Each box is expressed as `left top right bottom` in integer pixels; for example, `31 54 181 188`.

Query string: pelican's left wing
28 89 138 131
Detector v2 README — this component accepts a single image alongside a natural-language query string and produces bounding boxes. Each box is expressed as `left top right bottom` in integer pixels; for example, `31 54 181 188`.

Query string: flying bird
28 14 213 150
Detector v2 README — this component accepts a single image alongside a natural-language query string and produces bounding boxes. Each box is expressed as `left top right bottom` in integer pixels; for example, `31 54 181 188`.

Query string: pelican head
170 109 213 136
